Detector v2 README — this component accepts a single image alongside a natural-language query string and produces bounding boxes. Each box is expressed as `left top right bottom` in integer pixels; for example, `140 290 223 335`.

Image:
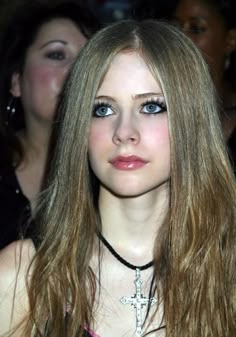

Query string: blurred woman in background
0 1 100 249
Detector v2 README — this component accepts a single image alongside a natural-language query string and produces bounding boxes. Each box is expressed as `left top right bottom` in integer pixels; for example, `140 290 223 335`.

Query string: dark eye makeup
45 50 66 60
93 101 113 117
140 98 167 114
93 97 167 118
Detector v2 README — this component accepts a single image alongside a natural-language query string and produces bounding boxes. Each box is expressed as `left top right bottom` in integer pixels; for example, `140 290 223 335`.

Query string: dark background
0 0 136 27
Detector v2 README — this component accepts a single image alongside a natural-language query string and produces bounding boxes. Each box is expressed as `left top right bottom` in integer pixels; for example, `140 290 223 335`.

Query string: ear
10 72 21 97
225 29 236 54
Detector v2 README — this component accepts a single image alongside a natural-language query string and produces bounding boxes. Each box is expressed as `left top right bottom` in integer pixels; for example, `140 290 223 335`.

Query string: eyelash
93 101 113 118
140 99 167 114
93 98 167 118
171 20 206 35
186 25 206 35
45 50 66 60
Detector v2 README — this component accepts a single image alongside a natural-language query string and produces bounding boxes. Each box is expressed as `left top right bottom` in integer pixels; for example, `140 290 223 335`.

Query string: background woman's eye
188 24 206 35
46 51 65 60
93 104 113 117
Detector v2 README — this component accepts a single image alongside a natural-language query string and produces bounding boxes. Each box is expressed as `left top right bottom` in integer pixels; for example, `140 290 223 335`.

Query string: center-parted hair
25 20 236 337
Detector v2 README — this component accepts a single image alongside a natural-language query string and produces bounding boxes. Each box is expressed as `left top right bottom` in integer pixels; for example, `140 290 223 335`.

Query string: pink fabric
65 307 100 337
85 327 100 337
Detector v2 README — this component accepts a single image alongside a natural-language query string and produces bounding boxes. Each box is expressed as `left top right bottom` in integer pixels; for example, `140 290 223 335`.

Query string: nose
112 114 140 145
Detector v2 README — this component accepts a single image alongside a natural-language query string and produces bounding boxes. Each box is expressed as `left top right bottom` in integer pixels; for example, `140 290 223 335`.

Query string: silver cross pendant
120 268 157 337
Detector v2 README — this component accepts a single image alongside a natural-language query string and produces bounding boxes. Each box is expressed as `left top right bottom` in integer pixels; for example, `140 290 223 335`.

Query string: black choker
97 231 156 337
97 231 153 271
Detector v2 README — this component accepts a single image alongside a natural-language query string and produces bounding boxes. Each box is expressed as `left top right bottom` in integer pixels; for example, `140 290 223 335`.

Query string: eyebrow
95 93 163 101
40 40 67 49
173 15 207 21
134 92 163 99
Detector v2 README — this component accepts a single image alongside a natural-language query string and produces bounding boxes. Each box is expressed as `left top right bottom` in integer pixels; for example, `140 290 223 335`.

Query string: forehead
175 0 221 19
110 52 149 71
33 18 85 44
97 52 162 95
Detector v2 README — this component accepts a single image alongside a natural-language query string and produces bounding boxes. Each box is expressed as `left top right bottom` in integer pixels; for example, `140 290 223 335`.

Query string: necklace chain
97 232 153 271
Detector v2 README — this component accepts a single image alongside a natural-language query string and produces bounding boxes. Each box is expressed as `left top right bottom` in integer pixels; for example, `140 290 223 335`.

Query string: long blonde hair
23 20 236 337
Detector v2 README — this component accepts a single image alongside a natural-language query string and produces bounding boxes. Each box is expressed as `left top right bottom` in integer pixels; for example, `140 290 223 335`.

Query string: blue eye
141 100 166 114
93 102 113 117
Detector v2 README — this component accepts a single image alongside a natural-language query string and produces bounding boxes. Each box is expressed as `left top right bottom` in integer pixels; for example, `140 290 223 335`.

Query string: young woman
0 20 235 337
0 1 100 248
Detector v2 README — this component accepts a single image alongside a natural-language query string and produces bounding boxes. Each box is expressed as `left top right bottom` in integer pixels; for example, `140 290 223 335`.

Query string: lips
110 155 148 170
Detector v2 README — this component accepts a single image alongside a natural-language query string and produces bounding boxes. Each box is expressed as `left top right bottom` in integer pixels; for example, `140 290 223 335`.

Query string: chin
106 185 157 199
102 178 170 199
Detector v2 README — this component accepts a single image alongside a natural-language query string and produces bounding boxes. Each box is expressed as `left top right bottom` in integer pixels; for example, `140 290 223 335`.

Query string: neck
15 120 52 203
18 121 51 167
98 183 169 259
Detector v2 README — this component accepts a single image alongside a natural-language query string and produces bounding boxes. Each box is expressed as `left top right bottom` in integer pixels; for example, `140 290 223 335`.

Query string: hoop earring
5 97 17 126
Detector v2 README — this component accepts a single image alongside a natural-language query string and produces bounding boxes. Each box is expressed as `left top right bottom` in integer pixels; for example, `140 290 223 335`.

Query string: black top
44 315 95 337
0 166 94 335
0 163 32 249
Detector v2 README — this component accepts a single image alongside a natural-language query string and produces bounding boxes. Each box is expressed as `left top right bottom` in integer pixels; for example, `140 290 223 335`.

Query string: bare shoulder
0 239 35 289
0 239 36 336
0 239 35 270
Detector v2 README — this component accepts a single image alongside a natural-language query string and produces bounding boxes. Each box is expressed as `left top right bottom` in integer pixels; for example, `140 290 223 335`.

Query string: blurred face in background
172 0 236 88
10 18 87 125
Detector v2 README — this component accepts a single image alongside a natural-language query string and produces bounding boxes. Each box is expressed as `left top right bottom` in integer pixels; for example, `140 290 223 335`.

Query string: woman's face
88 52 170 199
172 0 235 85
10 18 87 124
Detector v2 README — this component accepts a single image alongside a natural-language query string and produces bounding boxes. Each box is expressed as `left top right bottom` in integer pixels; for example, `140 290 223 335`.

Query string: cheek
193 30 226 61
24 63 66 95
144 119 170 148
190 35 210 53
88 124 110 159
